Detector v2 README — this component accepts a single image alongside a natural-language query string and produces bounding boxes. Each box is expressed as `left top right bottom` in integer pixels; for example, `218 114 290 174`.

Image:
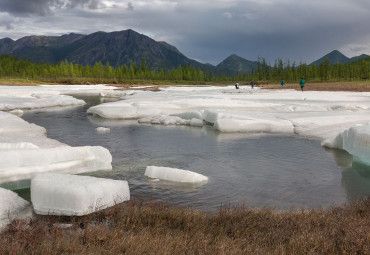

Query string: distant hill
0 29 214 71
217 54 259 74
311 50 369 66
1 30 369 74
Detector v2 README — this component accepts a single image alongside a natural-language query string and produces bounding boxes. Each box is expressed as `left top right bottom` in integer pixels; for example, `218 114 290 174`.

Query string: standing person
251 80 254 89
281 80 285 86
235 82 239 89
299 77 305 92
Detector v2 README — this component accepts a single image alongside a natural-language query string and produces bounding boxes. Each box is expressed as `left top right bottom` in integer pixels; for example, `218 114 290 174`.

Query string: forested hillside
0 54 368 84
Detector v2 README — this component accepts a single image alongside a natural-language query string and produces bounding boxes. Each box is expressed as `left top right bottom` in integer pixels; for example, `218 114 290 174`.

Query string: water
16 95 370 210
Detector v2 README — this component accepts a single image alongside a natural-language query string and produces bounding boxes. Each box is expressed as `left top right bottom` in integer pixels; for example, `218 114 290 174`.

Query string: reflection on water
325 148 370 202
5 95 368 211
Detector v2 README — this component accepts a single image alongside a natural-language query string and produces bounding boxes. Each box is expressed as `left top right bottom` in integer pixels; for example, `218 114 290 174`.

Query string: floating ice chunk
87 101 139 119
138 115 203 127
342 125 370 165
9 109 24 116
322 132 344 149
31 173 130 216
145 166 208 183
189 118 204 127
99 91 126 98
0 111 112 184
176 111 204 120
96 127 110 133
0 95 85 111
323 124 370 165
204 109 294 134
0 142 39 149
214 118 294 134
0 187 29 217
0 146 112 183
0 111 62 148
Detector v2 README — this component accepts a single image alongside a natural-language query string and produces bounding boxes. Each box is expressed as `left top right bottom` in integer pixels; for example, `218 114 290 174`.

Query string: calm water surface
16 95 370 210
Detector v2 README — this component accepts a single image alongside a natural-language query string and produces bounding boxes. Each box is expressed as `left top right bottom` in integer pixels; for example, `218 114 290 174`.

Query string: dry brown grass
1 198 369 255
2 78 370 92
260 81 370 92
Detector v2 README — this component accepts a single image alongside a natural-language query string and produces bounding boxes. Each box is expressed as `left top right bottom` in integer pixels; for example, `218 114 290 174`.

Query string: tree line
251 57 370 82
0 54 369 83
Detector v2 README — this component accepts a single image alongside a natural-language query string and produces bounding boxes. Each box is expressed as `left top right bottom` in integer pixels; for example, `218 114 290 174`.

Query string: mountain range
310 50 369 66
0 29 368 74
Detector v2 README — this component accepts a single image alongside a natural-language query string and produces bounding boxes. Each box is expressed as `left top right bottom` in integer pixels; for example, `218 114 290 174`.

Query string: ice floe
96 127 111 133
0 84 121 111
0 187 29 218
0 111 112 184
9 109 24 116
145 166 208 183
0 146 112 183
87 86 370 160
31 173 130 216
323 123 370 165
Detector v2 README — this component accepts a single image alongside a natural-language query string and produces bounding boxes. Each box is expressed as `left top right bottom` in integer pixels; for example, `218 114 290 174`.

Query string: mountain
311 50 369 66
349 54 370 62
217 54 258 74
0 29 214 71
2 30 368 74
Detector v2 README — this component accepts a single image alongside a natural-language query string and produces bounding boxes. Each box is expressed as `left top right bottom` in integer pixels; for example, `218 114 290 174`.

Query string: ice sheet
31 173 130 216
145 166 208 183
0 111 112 184
0 146 112 183
0 84 120 111
0 187 29 218
323 123 370 165
88 86 370 146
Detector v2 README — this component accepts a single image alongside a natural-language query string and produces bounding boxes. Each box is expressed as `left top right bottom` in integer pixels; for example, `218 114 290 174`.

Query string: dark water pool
15 95 370 210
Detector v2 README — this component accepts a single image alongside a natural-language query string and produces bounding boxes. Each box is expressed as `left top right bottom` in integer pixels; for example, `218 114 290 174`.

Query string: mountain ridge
0 29 214 71
311 50 369 66
217 54 259 75
0 30 368 74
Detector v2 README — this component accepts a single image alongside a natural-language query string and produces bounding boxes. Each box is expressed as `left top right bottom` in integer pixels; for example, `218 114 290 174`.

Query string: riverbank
1 78 370 91
0 198 369 254
259 80 370 92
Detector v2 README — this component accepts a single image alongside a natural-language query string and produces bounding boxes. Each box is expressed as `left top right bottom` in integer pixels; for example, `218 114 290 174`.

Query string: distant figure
251 81 254 89
281 80 285 86
299 78 305 92
235 83 239 89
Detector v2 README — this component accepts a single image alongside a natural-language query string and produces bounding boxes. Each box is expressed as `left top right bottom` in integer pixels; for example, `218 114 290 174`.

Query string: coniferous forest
0 54 369 84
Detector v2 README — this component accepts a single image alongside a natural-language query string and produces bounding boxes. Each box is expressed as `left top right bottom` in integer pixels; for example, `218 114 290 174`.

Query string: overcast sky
0 0 369 65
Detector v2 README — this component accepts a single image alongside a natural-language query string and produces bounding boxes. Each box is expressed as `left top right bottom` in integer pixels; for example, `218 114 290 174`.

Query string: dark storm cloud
0 0 55 16
0 19 14 30
127 2 134 11
0 0 100 16
0 0 369 64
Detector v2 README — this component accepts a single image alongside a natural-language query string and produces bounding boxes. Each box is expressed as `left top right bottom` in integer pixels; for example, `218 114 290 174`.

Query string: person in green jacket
299 77 305 92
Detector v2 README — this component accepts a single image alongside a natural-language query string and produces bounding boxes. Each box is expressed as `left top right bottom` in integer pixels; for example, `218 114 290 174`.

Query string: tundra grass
260 80 370 92
0 198 369 255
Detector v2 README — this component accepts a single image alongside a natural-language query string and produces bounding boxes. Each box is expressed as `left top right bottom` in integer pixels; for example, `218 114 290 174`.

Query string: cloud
0 0 101 16
222 12 233 19
0 0 369 64
127 2 134 11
